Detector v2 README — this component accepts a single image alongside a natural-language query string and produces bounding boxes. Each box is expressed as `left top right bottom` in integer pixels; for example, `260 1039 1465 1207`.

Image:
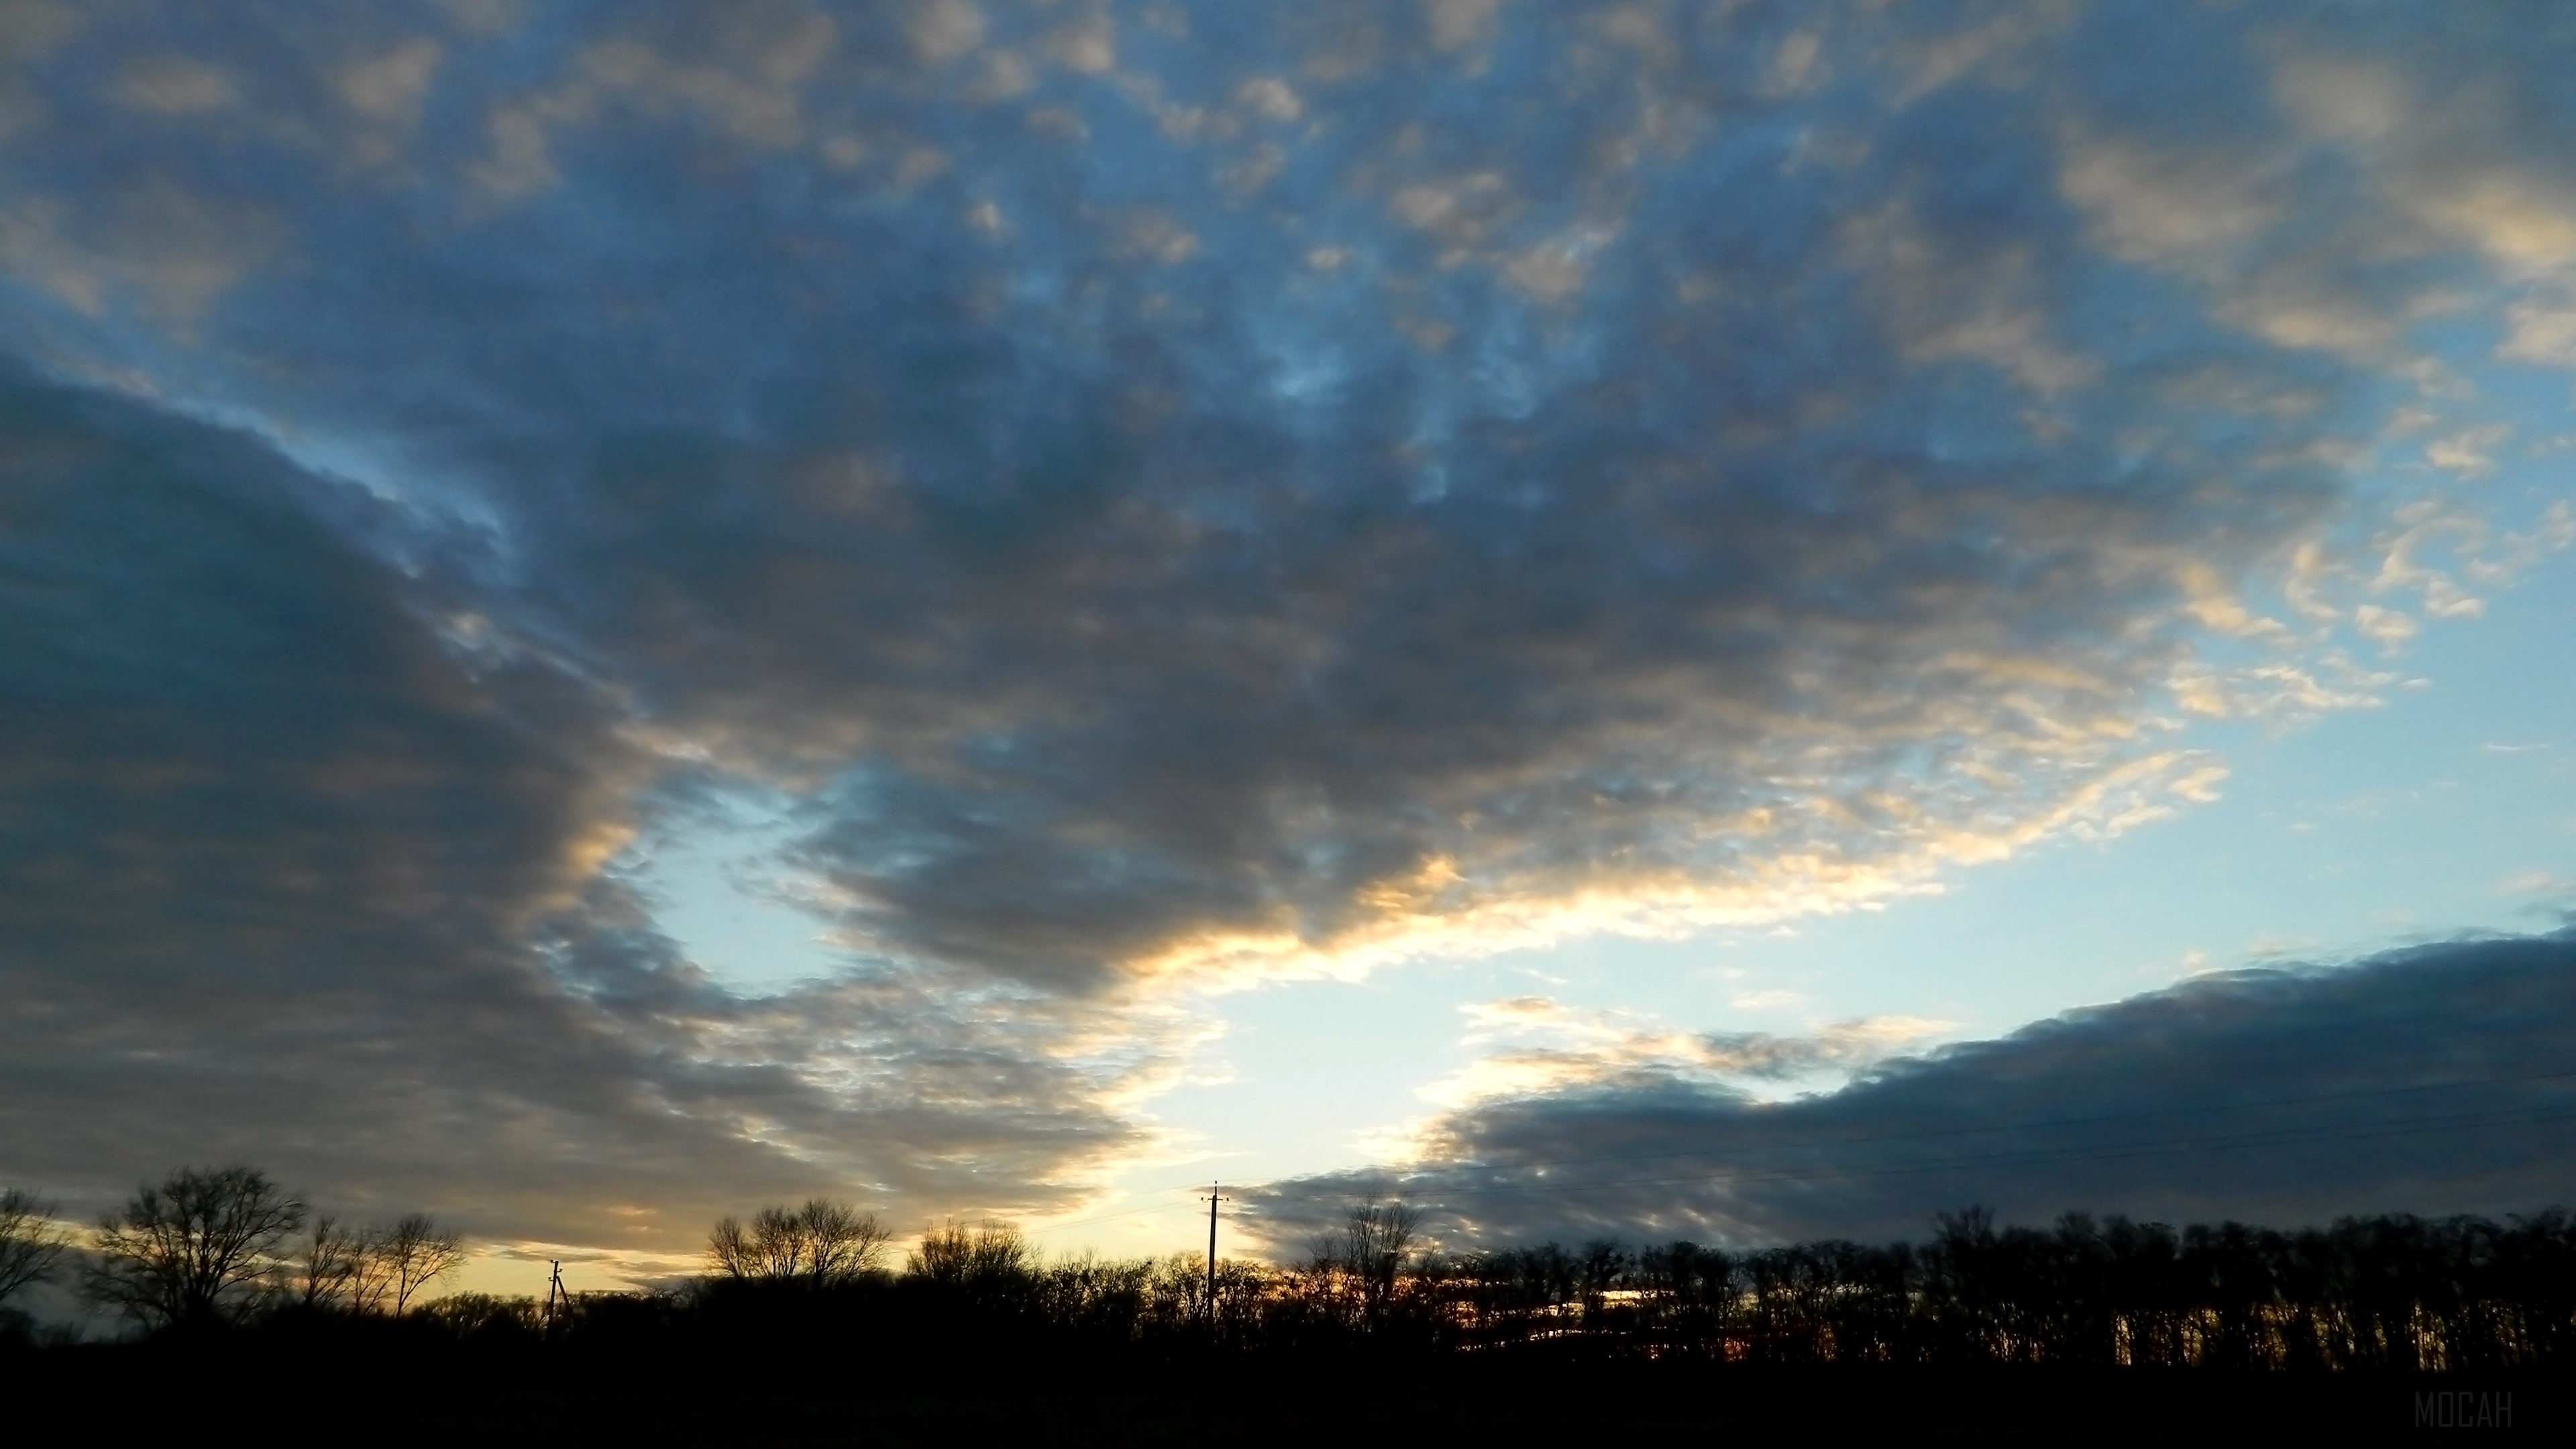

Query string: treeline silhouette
12 1166 2571 1378
1 1166 465 1337
656 1199 2576 1374
5 1165 2576 1371
9 1170 2568 1436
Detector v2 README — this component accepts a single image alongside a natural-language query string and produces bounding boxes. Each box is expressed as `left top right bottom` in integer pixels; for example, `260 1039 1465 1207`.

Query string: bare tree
1340 1197 1421 1316
0 1187 72 1311
708 1214 762 1280
87 1166 306 1330
1295 1230 1351 1312
708 1199 890 1285
743 1205 810 1278
345 1223 396 1315
376 1214 466 1314
709 1206 810 1279
290 1215 364 1309
909 1219 1030 1285
796 1199 892 1283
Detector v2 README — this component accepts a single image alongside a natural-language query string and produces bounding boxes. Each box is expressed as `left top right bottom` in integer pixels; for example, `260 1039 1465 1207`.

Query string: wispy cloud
1429 996 1953 1110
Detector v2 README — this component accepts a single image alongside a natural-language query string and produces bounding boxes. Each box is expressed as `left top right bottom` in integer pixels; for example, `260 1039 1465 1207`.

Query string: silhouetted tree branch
379 1213 466 1314
0 1187 72 1311
708 1199 892 1285
291 1215 363 1310
910 1219 1030 1287
799 1199 892 1283
85 1166 306 1331
345 1222 396 1315
1340 1197 1420 1318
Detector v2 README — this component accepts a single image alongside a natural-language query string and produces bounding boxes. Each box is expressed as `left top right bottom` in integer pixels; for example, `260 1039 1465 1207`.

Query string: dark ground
22 1352 2557 1444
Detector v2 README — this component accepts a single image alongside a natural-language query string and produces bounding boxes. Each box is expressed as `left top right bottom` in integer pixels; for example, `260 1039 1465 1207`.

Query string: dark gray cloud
1246 932 2576 1250
0 0 2440 985
0 2 2571 1259
11 0 2563 994
0 365 1144 1253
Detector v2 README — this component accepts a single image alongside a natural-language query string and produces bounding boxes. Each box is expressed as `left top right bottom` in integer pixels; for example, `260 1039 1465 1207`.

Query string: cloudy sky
3 0 2574 1292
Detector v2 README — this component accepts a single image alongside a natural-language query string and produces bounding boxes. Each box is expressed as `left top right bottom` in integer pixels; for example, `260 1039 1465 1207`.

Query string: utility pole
1201 1181 1231 1325
544 1258 568 1334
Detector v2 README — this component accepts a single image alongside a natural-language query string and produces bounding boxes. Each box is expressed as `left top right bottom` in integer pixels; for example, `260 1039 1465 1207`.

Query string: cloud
1429 996 1953 1110
1245 932 2576 1250
0 2 2571 1258
115 57 235 115
0 366 1151 1260
11 1 2560 998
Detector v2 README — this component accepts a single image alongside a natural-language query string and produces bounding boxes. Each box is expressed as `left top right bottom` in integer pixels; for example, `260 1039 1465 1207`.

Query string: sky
2 0 2574 1299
